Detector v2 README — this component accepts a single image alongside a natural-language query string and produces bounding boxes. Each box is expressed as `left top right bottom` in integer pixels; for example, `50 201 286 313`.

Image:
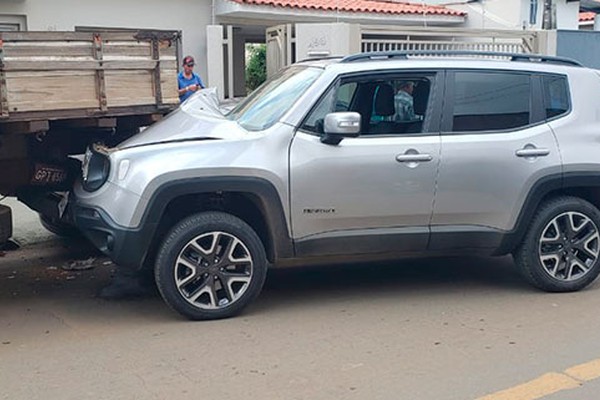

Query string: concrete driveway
2 197 54 245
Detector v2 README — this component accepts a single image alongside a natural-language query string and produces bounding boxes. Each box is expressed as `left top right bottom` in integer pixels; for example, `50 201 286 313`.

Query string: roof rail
340 50 583 67
297 55 345 64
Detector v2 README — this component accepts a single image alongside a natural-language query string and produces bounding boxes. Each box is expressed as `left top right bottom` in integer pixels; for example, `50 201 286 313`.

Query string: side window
451 72 531 132
335 82 357 112
543 75 570 119
302 85 337 134
301 74 434 136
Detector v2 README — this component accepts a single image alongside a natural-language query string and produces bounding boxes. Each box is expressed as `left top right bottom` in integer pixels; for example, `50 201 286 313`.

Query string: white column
295 23 361 62
206 25 225 101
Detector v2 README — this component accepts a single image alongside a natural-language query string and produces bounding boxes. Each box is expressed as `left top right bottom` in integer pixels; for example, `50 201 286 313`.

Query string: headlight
82 145 110 192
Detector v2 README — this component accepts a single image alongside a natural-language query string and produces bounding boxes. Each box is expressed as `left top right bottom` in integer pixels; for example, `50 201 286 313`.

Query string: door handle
396 153 433 163
515 147 550 158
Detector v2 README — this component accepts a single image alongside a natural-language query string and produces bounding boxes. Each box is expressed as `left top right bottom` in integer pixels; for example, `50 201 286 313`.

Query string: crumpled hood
118 88 246 149
118 108 246 149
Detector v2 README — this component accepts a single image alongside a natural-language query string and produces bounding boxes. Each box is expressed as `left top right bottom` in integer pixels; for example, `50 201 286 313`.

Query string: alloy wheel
174 231 253 310
538 211 600 281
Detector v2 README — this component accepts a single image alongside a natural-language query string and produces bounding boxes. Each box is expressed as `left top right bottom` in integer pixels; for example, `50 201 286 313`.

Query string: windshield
228 66 323 131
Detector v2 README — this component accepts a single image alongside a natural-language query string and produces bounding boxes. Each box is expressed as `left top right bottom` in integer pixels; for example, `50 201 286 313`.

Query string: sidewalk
2 197 55 245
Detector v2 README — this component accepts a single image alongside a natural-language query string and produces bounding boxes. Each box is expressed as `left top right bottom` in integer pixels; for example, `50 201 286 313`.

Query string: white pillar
295 23 361 62
206 25 225 101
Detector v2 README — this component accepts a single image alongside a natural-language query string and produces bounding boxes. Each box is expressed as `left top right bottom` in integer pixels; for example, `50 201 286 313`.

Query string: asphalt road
3 237 600 400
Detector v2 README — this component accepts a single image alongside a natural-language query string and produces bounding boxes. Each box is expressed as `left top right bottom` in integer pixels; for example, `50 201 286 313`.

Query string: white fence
362 40 526 54
360 26 538 55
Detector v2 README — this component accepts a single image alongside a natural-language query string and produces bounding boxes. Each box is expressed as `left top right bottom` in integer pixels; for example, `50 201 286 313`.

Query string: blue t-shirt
178 72 205 102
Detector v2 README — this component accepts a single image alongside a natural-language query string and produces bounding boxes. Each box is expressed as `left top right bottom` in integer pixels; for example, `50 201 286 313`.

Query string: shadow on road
1 240 532 320
250 256 530 314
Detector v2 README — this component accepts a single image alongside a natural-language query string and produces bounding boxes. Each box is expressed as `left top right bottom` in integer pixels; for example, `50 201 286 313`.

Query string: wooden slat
105 70 155 107
2 31 180 42
2 59 174 71
6 70 99 112
93 33 107 112
151 38 163 106
160 69 179 103
1 32 95 42
0 40 8 118
0 105 175 123
158 41 177 58
103 41 151 58
1 32 141 42
2 42 93 58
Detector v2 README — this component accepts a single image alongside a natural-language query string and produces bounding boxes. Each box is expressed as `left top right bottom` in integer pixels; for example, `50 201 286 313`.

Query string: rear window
543 75 570 120
451 71 531 133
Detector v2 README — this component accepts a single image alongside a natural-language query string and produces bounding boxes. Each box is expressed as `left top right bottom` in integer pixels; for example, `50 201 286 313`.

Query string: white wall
0 0 212 81
556 0 580 29
432 0 580 30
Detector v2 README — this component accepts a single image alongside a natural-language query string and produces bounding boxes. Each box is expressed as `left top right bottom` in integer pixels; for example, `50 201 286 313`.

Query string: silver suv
70 51 600 320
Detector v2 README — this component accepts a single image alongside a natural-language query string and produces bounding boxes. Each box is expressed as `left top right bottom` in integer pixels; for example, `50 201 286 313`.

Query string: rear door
430 69 562 251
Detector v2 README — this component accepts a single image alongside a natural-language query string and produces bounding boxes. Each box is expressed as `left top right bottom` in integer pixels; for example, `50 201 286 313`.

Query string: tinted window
302 75 433 136
451 72 531 132
543 75 569 119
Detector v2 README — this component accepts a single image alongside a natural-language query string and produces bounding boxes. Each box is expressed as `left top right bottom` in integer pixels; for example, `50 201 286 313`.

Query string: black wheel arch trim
142 176 294 262
497 172 600 255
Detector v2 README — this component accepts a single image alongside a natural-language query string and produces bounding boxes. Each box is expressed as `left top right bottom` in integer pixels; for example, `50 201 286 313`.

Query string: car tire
514 196 600 292
155 211 268 320
39 214 80 238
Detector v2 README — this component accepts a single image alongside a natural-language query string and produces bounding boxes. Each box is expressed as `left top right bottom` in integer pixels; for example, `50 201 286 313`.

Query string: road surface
2 238 600 400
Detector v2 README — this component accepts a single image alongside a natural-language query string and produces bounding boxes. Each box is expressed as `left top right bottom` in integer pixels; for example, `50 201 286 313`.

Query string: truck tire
0 204 12 243
514 196 600 292
155 211 268 320
39 214 80 238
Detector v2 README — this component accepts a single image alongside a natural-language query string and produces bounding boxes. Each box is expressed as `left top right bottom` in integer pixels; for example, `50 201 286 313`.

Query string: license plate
31 164 69 186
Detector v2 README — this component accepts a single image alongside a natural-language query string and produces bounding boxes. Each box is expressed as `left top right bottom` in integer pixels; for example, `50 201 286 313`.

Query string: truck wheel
39 214 80 238
514 196 600 292
155 211 268 320
0 205 12 243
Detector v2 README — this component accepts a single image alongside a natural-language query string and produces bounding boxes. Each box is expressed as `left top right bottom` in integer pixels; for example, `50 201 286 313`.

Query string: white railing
361 40 526 54
360 26 538 55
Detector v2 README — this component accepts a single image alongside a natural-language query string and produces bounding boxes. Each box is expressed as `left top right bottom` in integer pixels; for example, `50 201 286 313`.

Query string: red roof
580 11 596 22
231 0 466 17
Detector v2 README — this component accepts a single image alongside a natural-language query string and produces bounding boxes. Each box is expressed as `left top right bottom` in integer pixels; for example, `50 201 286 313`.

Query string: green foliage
245 44 266 92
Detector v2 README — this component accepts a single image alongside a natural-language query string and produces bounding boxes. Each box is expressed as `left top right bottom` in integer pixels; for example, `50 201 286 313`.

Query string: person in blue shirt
178 55 205 102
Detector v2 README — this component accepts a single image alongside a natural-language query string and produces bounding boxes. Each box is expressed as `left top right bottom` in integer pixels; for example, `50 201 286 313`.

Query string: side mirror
321 112 361 145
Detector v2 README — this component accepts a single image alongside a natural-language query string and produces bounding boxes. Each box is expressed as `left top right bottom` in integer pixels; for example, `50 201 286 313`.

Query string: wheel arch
139 177 294 269
498 172 600 255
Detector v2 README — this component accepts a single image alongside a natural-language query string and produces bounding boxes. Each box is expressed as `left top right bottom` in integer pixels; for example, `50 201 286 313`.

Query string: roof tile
231 0 466 17
580 11 596 21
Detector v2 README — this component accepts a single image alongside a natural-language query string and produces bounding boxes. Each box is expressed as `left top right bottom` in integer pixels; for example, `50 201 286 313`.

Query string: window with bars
530 0 539 25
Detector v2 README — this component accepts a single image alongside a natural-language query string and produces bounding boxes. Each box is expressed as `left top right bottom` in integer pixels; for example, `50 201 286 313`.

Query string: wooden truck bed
0 30 181 196
0 30 180 121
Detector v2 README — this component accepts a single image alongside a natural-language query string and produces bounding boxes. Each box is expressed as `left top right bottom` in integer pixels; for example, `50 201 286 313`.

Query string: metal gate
266 24 293 78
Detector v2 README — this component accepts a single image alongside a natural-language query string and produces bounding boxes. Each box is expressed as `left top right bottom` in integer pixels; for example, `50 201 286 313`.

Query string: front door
290 71 443 257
